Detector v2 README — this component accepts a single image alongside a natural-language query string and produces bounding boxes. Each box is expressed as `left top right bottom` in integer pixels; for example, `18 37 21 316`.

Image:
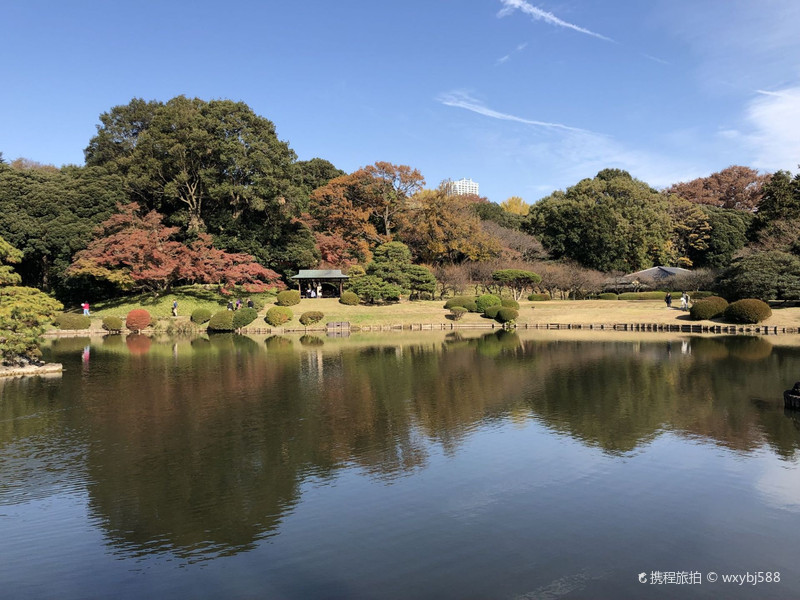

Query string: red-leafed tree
667 166 769 212
67 203 284 294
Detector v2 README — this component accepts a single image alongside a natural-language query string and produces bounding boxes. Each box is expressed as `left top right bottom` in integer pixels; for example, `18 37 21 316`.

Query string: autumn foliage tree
667 166 768 212
307 162 425 265
396 189 502 264
66 203 284 294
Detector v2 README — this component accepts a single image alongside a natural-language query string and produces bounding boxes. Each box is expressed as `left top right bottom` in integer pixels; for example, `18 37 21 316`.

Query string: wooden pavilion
291 269 349 298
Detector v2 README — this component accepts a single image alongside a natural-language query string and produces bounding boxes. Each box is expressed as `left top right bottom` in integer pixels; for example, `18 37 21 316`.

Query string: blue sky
2 0 800 203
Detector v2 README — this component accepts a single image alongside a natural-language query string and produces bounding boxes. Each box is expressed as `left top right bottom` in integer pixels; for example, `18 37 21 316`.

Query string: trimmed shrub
689 296 729 321
101 316 123 332
476 294 502 313
54 313 91 330
339 291 360 305
598 293 618 300
232 307 258 329
207 310 235 332
444 296 476 309
126 309 151 332
528 293 550 301
449 306 467 321
618 291 667 300
462 300 479 312
495 308 519 323
501 298 520 310
299 311 325 326
484 305 502 319
190 308 212 324
276 290 301 306
265 306 293 326
723 299 772 324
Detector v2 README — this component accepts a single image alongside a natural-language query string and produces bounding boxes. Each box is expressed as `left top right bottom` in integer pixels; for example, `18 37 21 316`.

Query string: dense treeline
2 95 800 310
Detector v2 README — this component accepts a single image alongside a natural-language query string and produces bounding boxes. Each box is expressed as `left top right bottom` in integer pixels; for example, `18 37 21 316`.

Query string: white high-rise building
446 178 479 196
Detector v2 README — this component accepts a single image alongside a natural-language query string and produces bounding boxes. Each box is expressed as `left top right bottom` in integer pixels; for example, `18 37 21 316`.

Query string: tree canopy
525 170 673 272
0 236 63 365
667 165 768 212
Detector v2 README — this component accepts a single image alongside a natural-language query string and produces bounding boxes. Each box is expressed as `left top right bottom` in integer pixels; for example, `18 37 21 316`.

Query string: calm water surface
1 331 799 599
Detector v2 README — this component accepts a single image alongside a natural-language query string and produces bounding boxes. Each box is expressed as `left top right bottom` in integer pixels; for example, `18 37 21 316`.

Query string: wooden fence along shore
241 322 800 335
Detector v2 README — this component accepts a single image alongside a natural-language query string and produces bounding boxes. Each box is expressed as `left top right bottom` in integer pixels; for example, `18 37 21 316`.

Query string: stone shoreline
0 363 63 378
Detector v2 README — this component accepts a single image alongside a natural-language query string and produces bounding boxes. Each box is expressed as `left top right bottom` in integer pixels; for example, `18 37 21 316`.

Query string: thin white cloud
497 0 613 42
642 53 670 65
495 41 528 65
755 89 788 98
437 90 595 134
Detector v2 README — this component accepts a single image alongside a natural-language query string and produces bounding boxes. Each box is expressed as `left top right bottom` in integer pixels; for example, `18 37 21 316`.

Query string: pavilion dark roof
291 269 349 280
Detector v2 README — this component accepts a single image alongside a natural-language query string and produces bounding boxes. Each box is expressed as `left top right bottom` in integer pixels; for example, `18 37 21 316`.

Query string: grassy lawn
77 287 276 320
55 290 800 331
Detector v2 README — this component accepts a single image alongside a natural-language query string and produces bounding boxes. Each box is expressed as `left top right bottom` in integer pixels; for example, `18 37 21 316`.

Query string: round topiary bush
461 300 478 312
723 299 772 324
207 310 235 332
339 291 360 305
495 308 519 323
528 293 550 301
190 307 212 324
484 305 502 319
101 315 123 332
265 306 293 326
299 311 325 326
476 294 502 313
126 309 151 332
689 296 729 321
598 293 618 300
232 307 259 329
501 298 520 310
449 306 467 321
444 296 475 309
276 290 301 306
54 313 91 330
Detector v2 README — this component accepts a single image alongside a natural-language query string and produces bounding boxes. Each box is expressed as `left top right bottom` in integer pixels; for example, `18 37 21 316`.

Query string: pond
1 331 799 599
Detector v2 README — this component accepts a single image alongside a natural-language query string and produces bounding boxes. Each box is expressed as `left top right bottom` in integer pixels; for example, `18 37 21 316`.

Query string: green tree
346 275 401 304
0 162 126 296
492 269 542 300
85 96 318 276
364 241 437 299
715 251 800 301
0 236 63 365
693 206 752 268
525 170 673 272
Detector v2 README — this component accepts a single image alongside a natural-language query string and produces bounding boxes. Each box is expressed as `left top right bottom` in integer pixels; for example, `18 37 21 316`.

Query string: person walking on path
680 292 689 311
665 292 672 309
246 298 254 309
227 300 234 311
82 301 90 316
172 300 178 317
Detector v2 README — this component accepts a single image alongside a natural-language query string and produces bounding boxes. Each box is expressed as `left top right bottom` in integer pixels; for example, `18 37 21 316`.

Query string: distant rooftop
626 266 692 280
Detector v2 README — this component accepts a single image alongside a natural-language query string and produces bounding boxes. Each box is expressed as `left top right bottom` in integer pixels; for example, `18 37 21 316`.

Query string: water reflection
2 332 799 564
